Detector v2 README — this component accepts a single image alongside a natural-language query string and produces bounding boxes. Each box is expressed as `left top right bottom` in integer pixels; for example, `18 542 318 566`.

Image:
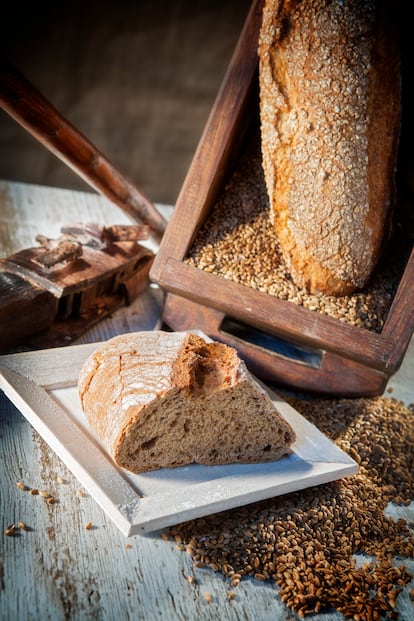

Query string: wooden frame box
150 0 414 397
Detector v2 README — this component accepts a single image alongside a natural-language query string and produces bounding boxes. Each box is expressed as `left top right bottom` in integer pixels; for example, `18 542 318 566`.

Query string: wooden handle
0 57 167 242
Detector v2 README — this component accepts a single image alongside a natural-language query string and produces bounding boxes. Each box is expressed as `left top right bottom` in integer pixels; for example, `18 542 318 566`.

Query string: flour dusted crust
258 0 401 295
78 331 296 473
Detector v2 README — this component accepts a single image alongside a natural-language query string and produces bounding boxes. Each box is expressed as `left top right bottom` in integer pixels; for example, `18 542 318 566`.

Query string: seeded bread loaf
258 0 401 295
78 331 296 473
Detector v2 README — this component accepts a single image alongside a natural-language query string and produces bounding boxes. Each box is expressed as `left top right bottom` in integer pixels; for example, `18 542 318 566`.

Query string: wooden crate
150 0 414 397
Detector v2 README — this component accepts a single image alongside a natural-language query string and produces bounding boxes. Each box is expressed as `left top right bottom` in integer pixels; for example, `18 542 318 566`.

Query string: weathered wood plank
1 180 413 620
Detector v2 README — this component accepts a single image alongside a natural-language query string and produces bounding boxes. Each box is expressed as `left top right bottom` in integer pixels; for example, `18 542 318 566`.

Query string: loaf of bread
258 0 401 295
78 331 296 473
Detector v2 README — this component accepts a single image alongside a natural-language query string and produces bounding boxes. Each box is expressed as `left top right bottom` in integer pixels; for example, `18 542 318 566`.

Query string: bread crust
78 331 296 473
258 0 401 295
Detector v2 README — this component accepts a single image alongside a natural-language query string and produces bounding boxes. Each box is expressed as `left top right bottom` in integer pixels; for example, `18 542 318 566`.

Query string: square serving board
0 335 358 536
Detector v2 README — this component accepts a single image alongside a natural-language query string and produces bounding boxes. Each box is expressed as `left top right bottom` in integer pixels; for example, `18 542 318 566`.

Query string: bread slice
78 331 296 473
258 0 401 295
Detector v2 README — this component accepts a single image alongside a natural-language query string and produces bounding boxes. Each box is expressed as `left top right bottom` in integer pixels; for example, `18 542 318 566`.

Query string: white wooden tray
0 341 358 536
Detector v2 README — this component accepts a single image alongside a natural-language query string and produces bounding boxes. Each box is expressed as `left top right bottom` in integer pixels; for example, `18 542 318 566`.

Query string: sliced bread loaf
78 331 296 473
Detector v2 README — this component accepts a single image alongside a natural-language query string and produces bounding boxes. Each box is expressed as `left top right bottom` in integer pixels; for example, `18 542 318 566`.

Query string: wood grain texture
1 329 413 620
158 259 394 369
0 181 413 620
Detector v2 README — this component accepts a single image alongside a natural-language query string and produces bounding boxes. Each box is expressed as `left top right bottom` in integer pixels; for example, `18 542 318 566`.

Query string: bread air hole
141 437 158 450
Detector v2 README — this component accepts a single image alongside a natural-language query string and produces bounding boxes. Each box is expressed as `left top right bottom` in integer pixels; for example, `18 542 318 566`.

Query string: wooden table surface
0 180 413 621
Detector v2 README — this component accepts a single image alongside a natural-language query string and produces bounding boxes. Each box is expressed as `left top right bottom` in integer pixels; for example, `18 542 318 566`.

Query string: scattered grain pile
169 395 414 619
185 135 410 333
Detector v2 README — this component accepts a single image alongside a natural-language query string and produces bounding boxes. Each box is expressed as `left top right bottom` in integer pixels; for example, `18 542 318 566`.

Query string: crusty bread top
78 331 193 452
258 0 401 295
78 331 296 473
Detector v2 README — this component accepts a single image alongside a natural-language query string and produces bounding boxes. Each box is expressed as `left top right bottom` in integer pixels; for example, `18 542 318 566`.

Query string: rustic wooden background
0 0 251 206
